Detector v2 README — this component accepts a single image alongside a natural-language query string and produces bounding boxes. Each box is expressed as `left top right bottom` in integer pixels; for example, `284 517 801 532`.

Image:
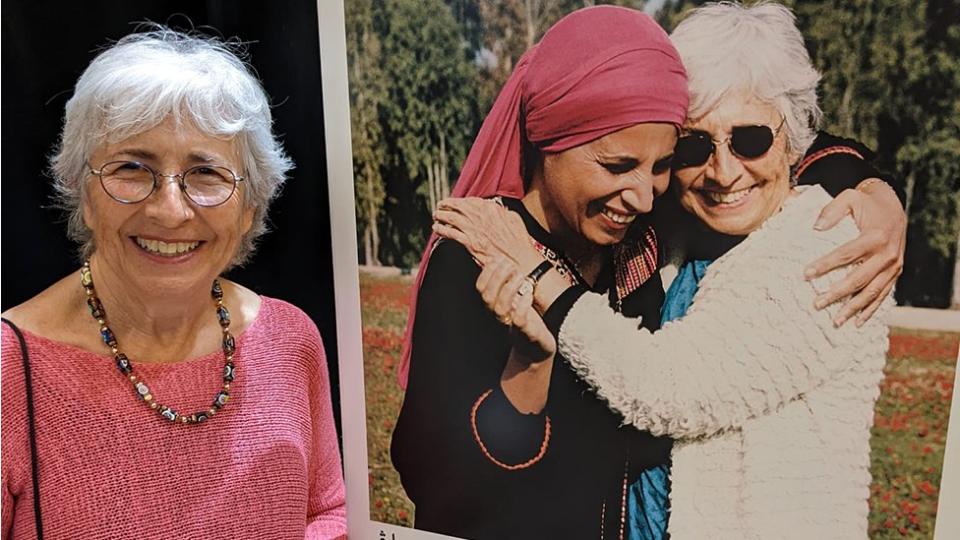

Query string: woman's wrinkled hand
804 180 906 327
433 197 544 272
476 255 556 361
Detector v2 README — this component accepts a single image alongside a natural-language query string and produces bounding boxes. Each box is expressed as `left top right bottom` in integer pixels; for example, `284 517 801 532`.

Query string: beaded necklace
80 261 235 425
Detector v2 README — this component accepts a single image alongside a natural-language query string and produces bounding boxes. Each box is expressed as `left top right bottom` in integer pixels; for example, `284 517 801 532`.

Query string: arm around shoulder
559 189 892 439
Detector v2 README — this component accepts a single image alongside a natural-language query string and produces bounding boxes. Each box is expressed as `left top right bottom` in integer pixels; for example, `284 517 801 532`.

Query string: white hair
51 26 293 266
670 1 821 160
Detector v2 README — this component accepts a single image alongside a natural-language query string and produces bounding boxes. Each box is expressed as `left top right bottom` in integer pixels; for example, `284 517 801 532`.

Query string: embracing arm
796 131 905 204
558 190 891 440
798 132 906 325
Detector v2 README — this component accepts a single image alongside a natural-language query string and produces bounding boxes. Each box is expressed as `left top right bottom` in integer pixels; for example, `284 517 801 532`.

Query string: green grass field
359 273 959 537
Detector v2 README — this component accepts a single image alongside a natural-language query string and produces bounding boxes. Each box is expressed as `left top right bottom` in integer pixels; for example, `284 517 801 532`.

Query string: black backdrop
1 0 342 432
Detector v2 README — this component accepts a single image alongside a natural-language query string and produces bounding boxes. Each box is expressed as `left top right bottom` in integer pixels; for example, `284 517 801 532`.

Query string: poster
317 0 960 538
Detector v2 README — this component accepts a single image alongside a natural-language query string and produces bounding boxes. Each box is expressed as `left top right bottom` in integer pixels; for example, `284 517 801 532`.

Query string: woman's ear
81 188 94 230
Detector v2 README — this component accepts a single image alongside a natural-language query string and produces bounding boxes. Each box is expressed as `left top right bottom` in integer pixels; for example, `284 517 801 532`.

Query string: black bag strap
2 318 44 539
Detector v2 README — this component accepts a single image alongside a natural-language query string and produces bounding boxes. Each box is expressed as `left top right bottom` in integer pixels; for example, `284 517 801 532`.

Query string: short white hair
51 25 293 266
670 1 821 159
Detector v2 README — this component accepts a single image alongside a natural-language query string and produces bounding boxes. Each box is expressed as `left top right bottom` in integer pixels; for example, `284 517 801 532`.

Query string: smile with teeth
135 237 201 257
702 186 755 204
601 208 637 225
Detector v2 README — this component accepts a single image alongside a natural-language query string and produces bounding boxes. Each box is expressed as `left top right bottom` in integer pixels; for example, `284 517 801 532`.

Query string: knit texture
1 297 346 539
560 186 890 539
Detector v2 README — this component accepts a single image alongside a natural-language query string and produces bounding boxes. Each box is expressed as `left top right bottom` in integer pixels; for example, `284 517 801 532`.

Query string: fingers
812 249 883 309
813 189 859 231
509 292 556 358
509 285 535 334
432 222 471 249
434 207 483 251
437 197 499 217
433 207 470 230
493 272 524 324
805 230 884 280
855 279 895 327
830 268 889 327
435 200 526 266
476 257 520 324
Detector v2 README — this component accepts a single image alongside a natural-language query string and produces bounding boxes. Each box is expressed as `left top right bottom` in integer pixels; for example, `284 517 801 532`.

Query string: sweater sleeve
2 465 10 540
2 325 27 540
558 188 892 439
302 322 348 539
2 344 14 540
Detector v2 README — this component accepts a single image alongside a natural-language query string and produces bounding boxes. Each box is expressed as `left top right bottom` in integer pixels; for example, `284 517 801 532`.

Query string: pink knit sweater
1 297 347 539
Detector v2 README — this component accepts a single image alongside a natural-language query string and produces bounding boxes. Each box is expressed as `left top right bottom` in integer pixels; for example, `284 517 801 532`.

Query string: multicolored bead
223 363 235 382
87 297 105 319
100 327 117 348
115 353 132 374
222 333 236 356
80 266 93 288
135 382 150 398
217 305 230 328
213 391 230 409
160 407 178 422
195 412 209 423
211 279 224 301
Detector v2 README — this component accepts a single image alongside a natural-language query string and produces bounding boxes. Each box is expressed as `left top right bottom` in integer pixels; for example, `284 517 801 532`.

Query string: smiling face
83 117 253 299
527 123 677 251
673 92 795 235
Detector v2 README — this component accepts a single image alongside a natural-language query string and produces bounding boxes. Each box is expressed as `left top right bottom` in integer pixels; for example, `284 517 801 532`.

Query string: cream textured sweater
559 186 890 539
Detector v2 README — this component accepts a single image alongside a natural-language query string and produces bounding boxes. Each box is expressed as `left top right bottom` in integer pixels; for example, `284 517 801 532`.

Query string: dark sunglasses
673 117 786 169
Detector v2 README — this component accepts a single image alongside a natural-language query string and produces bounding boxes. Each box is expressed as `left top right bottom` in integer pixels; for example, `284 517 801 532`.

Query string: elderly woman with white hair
434 2 902 538
1 28 346 539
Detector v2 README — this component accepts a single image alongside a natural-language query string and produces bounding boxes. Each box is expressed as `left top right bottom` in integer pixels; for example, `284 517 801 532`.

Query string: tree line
346 0 959 307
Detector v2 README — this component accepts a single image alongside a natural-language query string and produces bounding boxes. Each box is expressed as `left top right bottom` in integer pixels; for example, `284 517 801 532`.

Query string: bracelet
470 389 551 471
856 177 890 192
517 260 554 298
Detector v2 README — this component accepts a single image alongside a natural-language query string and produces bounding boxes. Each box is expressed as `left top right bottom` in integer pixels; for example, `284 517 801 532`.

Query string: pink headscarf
398 6 688 387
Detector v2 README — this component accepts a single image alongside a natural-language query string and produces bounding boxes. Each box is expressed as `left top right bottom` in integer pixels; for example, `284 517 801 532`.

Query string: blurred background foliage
346 0 960 307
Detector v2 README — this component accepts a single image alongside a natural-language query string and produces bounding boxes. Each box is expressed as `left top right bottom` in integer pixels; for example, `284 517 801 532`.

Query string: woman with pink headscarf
391 7 685 538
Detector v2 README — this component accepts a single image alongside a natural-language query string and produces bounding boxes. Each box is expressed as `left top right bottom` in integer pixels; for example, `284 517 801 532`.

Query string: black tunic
391 198 670 540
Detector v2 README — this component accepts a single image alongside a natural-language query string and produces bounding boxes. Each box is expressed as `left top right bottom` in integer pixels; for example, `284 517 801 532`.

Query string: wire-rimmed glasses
88 160 245 207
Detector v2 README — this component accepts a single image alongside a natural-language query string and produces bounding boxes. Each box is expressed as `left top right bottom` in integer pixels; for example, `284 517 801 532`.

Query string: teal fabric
626 259 713 540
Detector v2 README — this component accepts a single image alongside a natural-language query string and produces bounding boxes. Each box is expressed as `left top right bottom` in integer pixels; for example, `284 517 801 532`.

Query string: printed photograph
334 0 960 538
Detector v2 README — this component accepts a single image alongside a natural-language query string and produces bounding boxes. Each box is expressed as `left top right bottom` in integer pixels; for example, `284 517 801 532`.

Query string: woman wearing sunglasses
1 28 346 539
434 2 902 538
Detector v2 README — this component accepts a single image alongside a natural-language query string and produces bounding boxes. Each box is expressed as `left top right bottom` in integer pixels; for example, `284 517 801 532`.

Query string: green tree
346 0 389 266
376 0 479 266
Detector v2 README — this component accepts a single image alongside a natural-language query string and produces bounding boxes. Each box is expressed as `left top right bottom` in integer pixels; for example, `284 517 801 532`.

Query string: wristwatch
517 260 555 298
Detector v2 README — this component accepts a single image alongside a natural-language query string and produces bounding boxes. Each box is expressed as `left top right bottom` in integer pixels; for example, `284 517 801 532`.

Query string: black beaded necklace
81 261 235 425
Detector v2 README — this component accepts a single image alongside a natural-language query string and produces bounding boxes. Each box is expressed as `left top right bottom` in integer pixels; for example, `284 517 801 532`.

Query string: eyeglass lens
97 161 237 206
673 125 776 169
